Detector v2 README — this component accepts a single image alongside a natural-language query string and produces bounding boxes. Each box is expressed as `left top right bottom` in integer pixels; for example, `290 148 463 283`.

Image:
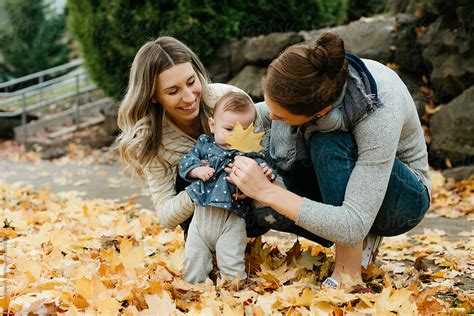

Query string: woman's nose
182 87 196 104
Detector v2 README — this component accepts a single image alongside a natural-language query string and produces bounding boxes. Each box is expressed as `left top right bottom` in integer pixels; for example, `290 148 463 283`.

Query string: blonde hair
116 36 211 179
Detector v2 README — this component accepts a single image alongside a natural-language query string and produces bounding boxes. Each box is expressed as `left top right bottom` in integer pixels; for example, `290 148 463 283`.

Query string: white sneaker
321 277 339 289
361 233 383 269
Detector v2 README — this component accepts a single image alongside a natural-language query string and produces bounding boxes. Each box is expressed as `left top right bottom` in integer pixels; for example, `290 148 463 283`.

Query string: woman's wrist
259 182 279 206
259 182 303 222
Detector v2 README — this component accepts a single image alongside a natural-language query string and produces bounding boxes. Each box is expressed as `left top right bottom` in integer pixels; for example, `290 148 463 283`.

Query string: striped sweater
144 83 270 229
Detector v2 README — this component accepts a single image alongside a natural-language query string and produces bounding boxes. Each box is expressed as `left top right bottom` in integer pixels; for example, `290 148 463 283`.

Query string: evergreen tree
0 0 69 81
67 0 355 100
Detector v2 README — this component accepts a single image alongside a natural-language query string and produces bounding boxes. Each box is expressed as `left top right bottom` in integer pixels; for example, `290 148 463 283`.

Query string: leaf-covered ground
1 173 473 314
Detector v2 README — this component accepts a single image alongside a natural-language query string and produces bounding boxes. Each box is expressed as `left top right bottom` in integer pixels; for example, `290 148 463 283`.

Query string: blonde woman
116 37 330 246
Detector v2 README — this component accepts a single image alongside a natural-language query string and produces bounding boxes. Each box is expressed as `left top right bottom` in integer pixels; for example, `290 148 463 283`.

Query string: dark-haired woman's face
264 94 315 126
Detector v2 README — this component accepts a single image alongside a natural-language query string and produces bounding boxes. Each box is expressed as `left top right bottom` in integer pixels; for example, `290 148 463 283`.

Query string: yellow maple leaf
119 238 144 271
294 287 315 307
224 122 265 153
143 292 176 315
223 304 245 316
95 297 122 315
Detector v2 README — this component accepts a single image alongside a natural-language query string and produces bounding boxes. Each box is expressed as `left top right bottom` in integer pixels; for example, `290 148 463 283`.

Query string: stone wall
208 14 473 172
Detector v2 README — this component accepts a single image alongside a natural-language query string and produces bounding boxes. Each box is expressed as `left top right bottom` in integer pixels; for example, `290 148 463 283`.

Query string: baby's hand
188 166 215 182
259 162 276 181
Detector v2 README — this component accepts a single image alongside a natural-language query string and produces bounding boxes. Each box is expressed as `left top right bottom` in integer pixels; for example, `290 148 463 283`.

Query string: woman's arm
231 94 404 247
145 162 195 229
229 156 302 220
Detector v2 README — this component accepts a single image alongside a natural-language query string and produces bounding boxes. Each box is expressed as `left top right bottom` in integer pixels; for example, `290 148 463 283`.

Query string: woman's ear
208 117 215 133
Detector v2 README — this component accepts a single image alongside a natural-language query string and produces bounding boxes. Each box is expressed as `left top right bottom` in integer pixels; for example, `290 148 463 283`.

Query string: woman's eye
168 90 178 95
225 128 232 131
187 79 195 86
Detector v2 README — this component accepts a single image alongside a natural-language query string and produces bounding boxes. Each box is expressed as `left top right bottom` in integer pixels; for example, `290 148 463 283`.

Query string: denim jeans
175 167 333 247
281 131 430 238
176 130 429 246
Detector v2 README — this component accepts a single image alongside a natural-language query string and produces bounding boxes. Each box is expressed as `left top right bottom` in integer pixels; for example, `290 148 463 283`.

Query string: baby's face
209 108 256 149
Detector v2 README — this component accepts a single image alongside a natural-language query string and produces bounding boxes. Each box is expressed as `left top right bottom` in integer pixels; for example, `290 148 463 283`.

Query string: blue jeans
281 131 430 238
176 165 334 247
177 131 429 247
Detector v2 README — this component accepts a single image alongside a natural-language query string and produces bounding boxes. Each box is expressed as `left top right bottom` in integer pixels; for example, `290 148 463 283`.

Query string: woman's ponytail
308 32 346 77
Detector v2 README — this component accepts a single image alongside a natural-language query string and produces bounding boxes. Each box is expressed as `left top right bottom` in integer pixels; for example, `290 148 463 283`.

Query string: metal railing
0 59 102 144
0 59 83 94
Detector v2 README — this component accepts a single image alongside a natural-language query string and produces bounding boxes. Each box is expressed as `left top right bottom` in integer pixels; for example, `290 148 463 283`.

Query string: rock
396 71 428 118
41 147 66 160
412 90 428 119
442 165 474 181
101 104 119 137
207 41 237 83
430 85 474 162
299 15 397 63
393 14 428 76
231 32 304 75
417 17 474 96
227 66 267 100
384 0 411 14
0 112 38 139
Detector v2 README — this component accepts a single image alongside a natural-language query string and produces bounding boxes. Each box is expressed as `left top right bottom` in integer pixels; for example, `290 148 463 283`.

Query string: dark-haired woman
228 33 431 287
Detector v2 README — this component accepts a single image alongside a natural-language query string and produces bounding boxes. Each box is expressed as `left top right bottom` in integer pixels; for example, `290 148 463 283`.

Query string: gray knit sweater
290 59 431 247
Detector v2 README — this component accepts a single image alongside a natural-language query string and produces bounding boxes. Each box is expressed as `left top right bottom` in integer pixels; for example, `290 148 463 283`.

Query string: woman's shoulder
362 59 411 103
362 59 404 88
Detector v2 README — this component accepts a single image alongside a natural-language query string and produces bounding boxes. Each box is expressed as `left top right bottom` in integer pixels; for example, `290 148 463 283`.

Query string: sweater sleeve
144 161 195 229
295 92 404 247
178 136 206 180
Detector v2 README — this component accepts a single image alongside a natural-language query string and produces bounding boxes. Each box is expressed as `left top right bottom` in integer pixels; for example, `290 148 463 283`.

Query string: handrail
0 71 88 109
0 69 88 99
0 84 97 118
0 61 103 145
0 59 83 90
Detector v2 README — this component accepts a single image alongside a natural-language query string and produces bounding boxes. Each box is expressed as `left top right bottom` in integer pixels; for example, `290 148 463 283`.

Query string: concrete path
0 160 471 238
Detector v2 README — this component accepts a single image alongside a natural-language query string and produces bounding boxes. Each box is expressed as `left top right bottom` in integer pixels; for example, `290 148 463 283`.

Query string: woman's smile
178 100 198 114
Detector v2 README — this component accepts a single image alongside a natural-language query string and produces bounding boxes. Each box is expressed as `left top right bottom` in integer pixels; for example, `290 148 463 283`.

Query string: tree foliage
67 0 375 100
0 0 69 81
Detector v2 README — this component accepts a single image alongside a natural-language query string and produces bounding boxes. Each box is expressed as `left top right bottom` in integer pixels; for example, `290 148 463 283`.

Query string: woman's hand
227 156 274 201
259 162 276 182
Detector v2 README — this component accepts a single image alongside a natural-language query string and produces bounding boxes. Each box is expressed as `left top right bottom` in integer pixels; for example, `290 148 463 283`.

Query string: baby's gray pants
184 205 247 284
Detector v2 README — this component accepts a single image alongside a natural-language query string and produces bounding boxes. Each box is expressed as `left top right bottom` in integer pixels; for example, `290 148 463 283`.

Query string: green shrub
0 0 69 81
68 0 386 100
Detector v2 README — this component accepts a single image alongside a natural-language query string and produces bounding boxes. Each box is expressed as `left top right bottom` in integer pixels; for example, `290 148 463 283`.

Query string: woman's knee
371 179 430 236
308 131 357 165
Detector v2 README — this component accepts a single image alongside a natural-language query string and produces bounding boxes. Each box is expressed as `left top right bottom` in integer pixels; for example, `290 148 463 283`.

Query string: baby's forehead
214 92 254 113
215 102 255 117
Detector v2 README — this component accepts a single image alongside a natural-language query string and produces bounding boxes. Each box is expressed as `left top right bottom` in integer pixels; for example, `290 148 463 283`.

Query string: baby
179 91 273 284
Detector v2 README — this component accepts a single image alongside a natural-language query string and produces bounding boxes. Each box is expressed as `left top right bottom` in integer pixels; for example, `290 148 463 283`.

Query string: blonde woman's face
156 62 202 124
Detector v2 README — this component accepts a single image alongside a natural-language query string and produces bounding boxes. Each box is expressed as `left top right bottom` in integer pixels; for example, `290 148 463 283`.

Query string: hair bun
309 32 346 75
